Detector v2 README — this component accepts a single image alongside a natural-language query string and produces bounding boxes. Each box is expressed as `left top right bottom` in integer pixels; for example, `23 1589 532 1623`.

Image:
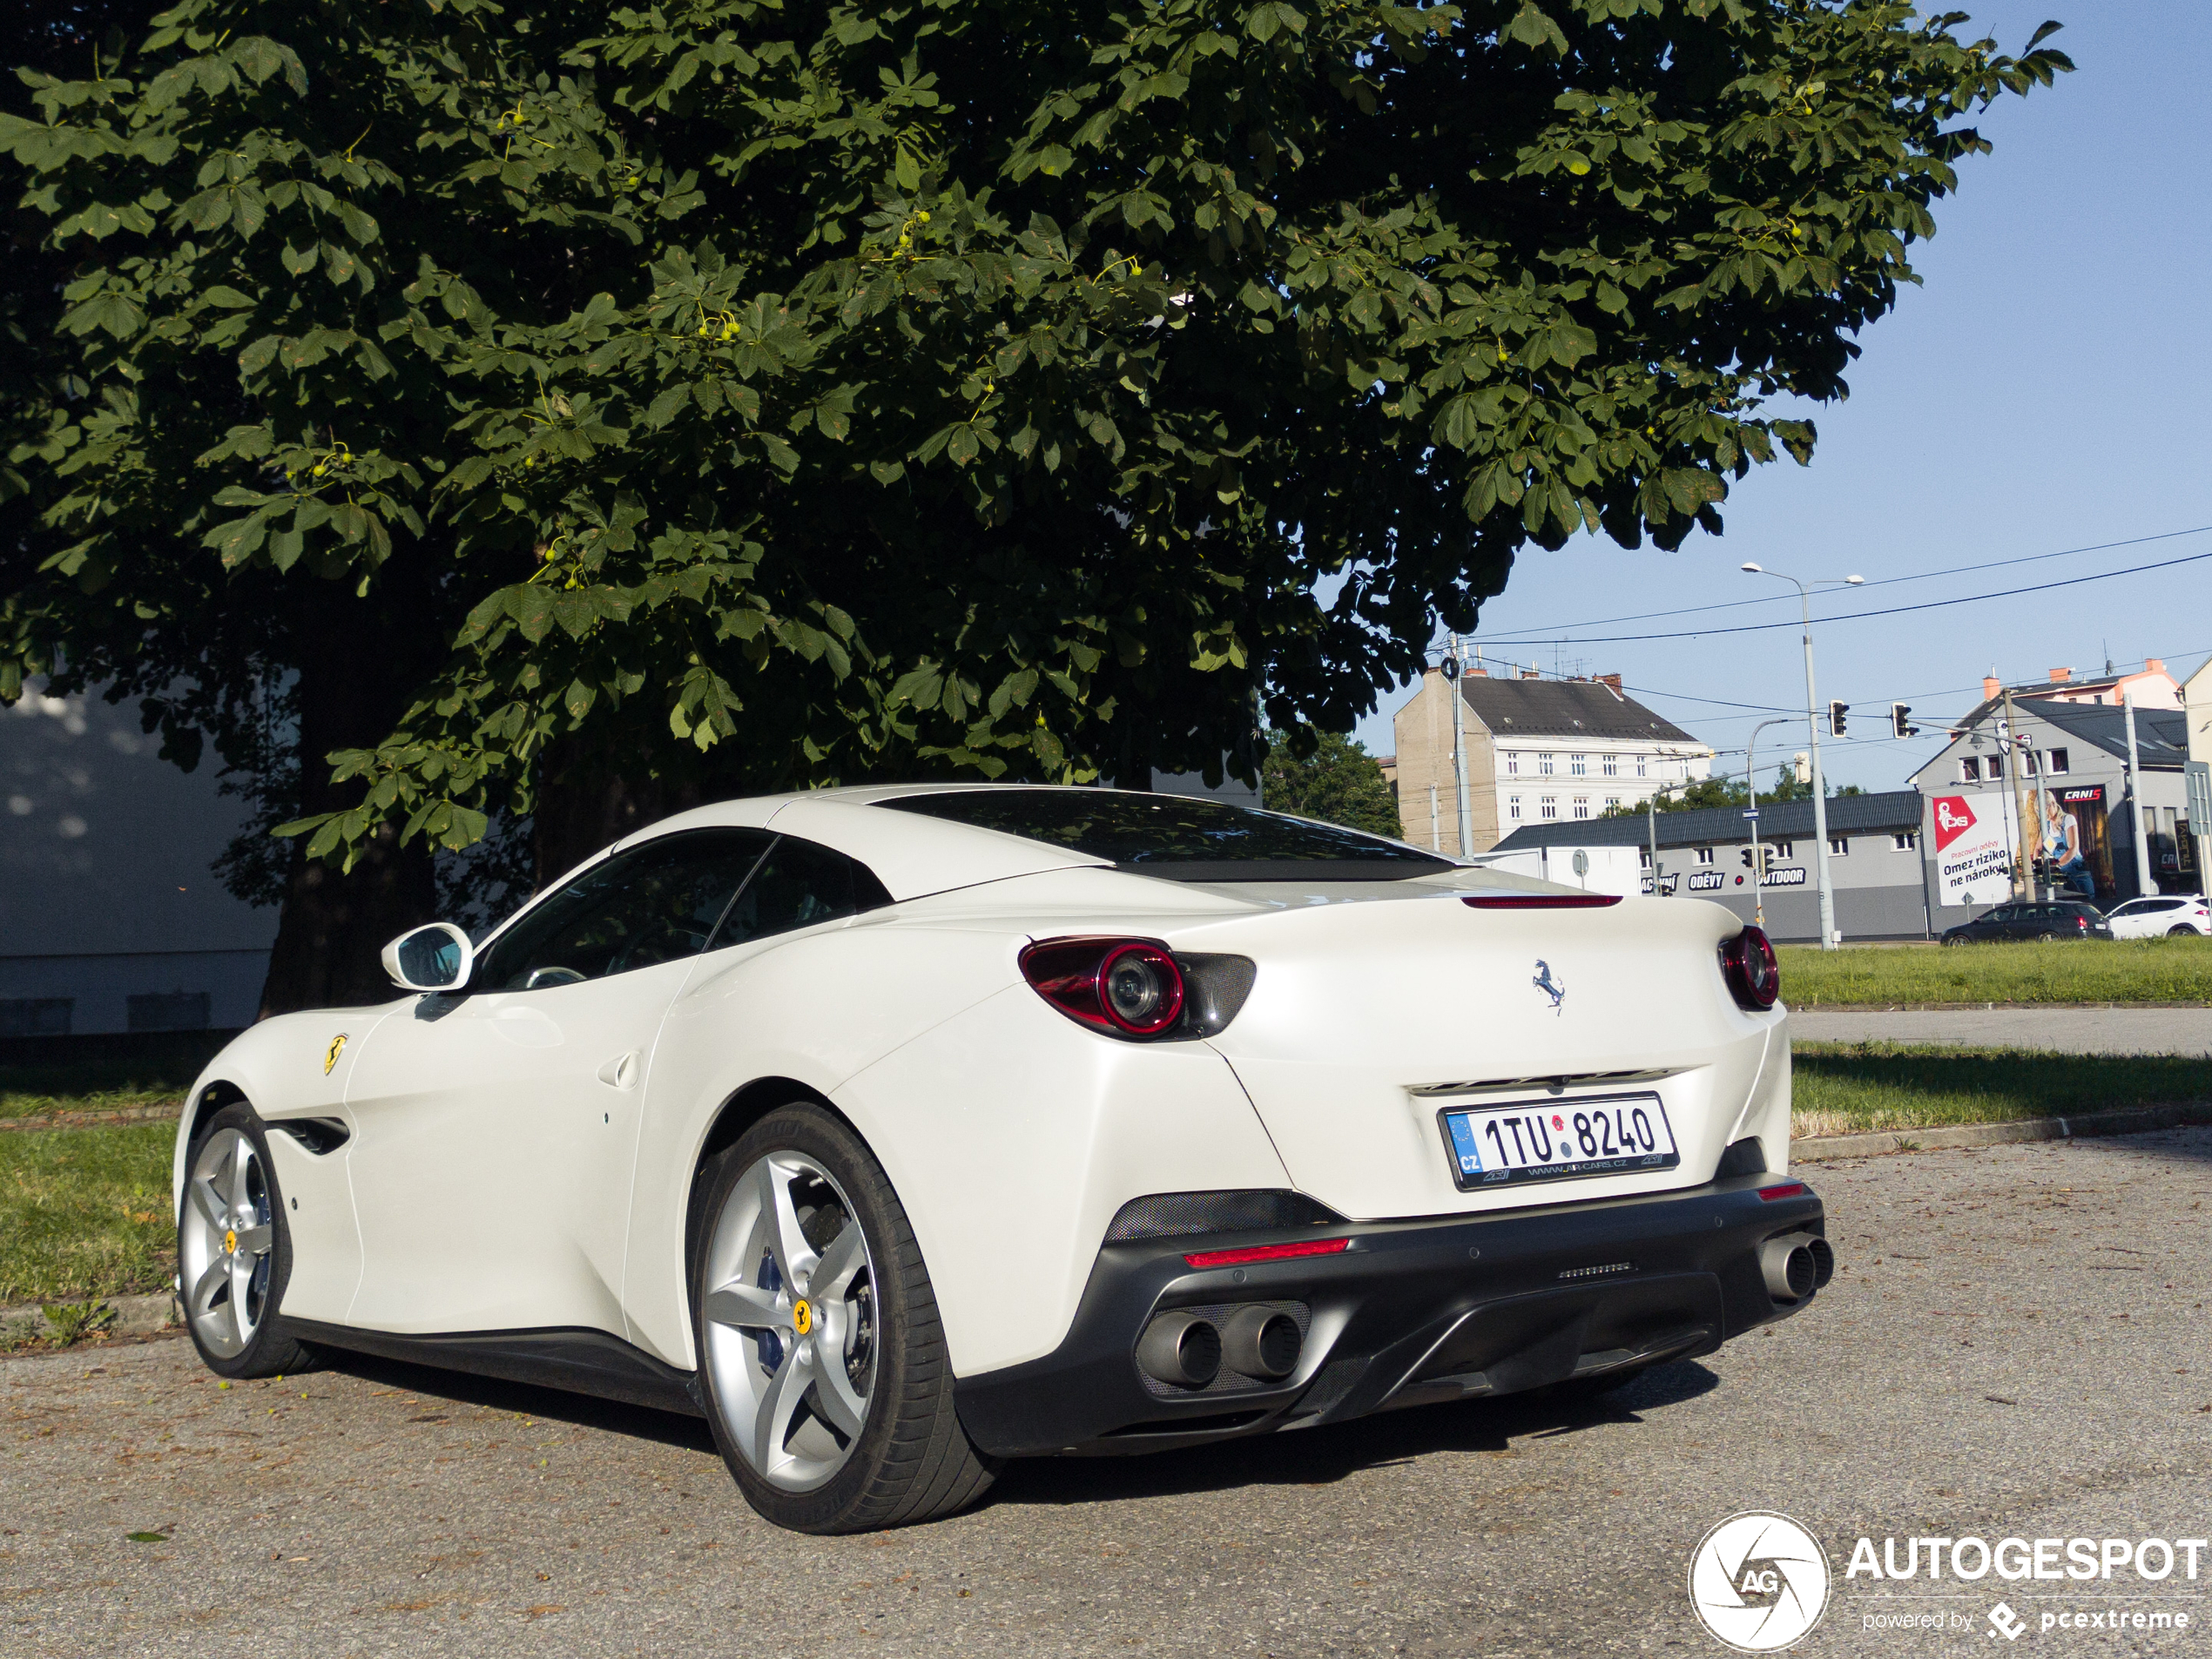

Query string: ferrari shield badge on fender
324 1033 348 1075
1531 960 1566 1015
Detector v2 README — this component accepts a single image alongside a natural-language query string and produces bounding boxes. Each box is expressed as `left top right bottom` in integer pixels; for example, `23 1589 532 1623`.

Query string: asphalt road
1792 1006 2212 1055
6 1129 2211 1659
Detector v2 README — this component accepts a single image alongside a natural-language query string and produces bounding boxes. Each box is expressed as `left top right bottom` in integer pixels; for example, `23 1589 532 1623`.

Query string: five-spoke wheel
701 1150 878 1492
179 1103 317 1379
691 1103 995 1533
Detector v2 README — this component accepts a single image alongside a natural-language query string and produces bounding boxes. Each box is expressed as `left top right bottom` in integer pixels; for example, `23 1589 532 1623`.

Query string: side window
475 829 774 990
710 836 894 950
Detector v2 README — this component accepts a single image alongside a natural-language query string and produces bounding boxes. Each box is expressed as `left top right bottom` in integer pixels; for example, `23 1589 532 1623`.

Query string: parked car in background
2102 894 2211 939
1940 900 2115 945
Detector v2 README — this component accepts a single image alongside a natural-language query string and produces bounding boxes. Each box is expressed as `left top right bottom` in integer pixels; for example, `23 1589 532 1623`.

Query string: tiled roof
1458 677 1703 745
1491 788 1923 852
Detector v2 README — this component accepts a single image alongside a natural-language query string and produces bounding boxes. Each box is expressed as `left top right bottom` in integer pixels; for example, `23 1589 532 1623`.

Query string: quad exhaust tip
1136 1312 1222 1389
1220 1307 1303 1380
1761 1231 1831 1303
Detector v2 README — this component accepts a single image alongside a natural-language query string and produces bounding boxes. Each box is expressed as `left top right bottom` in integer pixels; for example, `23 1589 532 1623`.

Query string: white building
1392 668 1714 857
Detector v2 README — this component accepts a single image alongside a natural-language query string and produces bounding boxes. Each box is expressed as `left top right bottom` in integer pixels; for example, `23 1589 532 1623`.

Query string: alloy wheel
701 1150 878 1492
179 1127 276 1359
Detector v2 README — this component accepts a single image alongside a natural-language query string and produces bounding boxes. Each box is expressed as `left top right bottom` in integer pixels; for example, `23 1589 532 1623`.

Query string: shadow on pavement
306 1344 718 1453
983 1359 1719 1512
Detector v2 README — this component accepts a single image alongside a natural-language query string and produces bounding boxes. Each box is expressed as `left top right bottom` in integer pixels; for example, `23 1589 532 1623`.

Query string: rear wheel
2169 925 2199 937
179 1104 319 1379
691 1104 995 1534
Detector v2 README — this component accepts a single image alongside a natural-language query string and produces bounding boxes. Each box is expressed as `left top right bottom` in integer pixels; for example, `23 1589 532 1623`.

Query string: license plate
1438 1092 1680 1190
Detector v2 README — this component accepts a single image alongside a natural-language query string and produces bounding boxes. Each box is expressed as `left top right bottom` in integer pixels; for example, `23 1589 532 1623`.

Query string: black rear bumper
954 1174 1826 1457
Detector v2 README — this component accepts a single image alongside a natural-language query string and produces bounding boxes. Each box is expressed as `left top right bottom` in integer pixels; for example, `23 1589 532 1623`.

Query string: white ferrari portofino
173 785 1829 1533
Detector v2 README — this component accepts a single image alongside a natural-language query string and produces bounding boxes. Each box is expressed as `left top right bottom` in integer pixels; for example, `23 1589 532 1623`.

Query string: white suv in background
2103 894 2211 939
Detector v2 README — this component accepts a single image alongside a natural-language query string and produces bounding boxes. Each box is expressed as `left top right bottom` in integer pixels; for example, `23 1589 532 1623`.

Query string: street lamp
1741 563 1865 949
1745 718 1791 931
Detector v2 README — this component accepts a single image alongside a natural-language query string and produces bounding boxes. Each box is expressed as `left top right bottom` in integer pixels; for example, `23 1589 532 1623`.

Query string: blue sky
1348 3 2212 793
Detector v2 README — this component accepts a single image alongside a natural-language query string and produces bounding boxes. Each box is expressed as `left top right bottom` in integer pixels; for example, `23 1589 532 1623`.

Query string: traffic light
1892 703 1919 738
1828 700 1848 737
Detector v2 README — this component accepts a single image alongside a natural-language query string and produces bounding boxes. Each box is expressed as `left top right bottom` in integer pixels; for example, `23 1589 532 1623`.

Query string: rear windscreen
877 788 1453 881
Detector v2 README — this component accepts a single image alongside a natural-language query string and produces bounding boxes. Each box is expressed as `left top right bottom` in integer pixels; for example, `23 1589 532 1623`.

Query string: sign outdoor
1932 793 2015 907
2188 761 2212 833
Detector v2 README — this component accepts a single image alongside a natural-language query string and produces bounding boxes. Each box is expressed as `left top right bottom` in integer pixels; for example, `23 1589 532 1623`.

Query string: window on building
1604 796 1622 812
1638 846 1652 867
1507 796 1521 820
1696 846 1715 865
0 998 72 1038
1505 752 1520 776
1892 832 1918 852
2046 748 2069 775
1540 797 1558 819
1635 756 1648 778
1572 799 1590 819
1770 840 1794 861
1602 755 1619 776
1569 754 1588 776
1959 756 1980 782
1538 753 1555 775
2022 750 2040 776
1987 752 2005 779
1828 836 1849 856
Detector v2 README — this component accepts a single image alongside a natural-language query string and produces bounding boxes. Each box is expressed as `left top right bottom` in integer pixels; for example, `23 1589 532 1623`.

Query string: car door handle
597 1051 641 1090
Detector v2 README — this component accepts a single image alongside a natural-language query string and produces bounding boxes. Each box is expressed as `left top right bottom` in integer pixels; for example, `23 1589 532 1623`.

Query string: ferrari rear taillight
1183 1237 1350 1270
1460 893 1622 910
1718 926 1780 1010
1020 937 1187 1037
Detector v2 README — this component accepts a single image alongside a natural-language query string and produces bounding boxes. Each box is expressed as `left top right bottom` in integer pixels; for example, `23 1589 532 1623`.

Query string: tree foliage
3 0 2070 881
1261 728 1399 836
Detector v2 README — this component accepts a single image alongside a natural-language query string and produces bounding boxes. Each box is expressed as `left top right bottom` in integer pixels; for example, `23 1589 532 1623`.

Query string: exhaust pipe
1808 1235 1835 1290
1136 1312 1222 1388
1220 1307 1302 1380
1760 1231 1822 1302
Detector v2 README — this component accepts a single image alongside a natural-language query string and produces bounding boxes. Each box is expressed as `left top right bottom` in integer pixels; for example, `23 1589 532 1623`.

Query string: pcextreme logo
1689 1512 1831 1652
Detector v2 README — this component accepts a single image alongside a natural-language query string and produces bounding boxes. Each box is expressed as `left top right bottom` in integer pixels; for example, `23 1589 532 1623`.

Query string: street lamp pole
1742 563 1863 950
1745 718 1790 932
1447 636 1474 859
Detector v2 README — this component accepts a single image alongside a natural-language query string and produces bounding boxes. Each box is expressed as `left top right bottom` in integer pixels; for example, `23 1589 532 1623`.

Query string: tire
2034 932 2058 942
1941 934 1966 948
690 1103 996 1534
2169 925 2199 937
179 1103 320 1379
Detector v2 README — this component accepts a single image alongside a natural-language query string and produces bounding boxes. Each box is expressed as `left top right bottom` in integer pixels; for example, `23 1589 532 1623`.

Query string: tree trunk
257 634 437 1016
530 723 704 888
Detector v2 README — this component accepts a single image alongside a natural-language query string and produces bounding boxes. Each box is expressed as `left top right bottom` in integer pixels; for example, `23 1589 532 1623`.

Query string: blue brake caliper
754 1251 785 1372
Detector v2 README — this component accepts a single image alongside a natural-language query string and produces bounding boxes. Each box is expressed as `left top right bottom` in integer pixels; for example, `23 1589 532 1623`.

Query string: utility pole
1428 781 1440 853
1449 636 1474 860
1746 718 1790 932
2123 688 2155 899
2001 687 2038 901
1741 564 1863 948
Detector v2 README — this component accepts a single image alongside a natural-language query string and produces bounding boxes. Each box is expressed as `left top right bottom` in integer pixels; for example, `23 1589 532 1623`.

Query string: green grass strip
1792 1041 2212 1136
0 1123 176 1305
1781 937 2212 1008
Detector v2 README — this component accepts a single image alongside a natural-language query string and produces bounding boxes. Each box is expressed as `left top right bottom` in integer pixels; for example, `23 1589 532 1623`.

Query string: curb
1 1290 180 1345
1791 1102 2212 1163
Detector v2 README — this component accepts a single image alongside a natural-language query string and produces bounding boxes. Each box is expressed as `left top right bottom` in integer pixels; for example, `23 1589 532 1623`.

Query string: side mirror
381 922 475 992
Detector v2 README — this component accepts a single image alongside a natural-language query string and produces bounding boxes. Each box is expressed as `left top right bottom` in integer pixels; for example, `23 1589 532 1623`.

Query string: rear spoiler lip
1460 893 1623 910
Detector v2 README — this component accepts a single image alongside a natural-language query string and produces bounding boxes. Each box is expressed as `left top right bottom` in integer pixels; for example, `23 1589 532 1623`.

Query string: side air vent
268 1116 352 1155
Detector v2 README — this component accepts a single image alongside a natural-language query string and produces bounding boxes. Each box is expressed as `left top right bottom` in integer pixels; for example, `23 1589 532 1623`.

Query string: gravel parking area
6 1129 2210 1658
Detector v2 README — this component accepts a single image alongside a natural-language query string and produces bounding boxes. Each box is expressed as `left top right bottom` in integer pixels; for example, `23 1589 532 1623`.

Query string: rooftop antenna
2104 641 2114 677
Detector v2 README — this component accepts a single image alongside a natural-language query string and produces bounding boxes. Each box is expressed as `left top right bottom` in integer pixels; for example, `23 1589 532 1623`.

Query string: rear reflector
1183 1237 1351 1270
1757 1182 1808 1202
1460 894 1622 909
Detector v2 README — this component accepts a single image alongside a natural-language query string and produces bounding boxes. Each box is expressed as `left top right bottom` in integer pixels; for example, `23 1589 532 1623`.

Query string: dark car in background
1939 900 2114 945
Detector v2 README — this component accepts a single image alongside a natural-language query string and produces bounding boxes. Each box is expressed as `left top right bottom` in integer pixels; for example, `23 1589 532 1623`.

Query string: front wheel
179 1103 319 1379
691 1103 996 1534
